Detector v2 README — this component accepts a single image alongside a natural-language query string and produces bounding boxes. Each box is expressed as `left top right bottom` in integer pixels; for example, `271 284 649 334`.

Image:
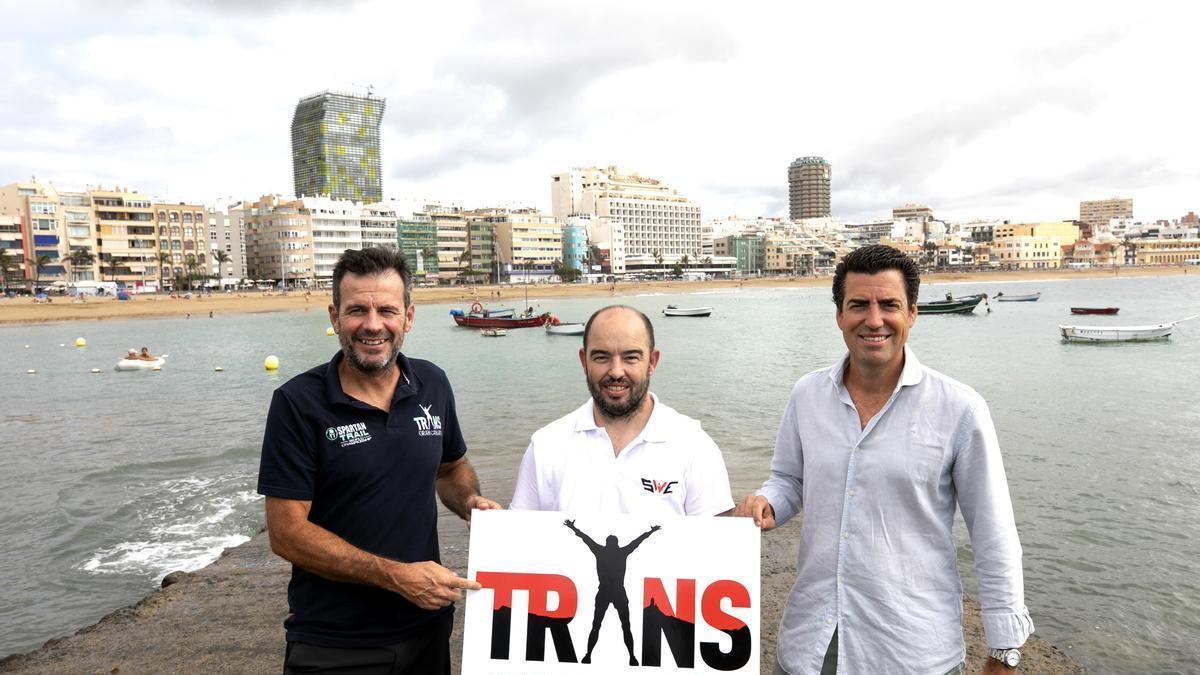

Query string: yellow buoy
326 327 335 336
214 367 224 372
90 368 101 374
75 337 87 347
264 355 280 371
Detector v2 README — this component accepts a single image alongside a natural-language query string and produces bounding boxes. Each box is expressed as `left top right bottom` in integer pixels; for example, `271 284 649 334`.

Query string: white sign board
463 510 760 674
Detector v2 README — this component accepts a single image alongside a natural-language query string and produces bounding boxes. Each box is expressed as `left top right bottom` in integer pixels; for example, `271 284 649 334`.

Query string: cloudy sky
1 0 1196 223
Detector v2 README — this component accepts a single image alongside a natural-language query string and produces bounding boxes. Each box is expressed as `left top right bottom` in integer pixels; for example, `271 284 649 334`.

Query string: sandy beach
0 520 1086 674
0 266 1187 326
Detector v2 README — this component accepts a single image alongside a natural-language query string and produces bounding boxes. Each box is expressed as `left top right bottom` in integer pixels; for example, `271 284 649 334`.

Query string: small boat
480 328 507 337
994 291 1041 302
1059 316 1197 343
1071 307 1119 315
663 305 713 317
546 321 585 336
450 310 550 329
916 294 987 315
115 356 166 371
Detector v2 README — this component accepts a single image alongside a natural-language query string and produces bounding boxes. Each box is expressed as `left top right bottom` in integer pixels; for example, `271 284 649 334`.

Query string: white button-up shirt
511 393 734 517
761 347 1033 675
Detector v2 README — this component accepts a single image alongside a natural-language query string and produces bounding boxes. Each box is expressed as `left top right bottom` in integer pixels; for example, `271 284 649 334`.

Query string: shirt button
841 532 849 540
848 489 855 496
826 618 834 625
838 575 845 583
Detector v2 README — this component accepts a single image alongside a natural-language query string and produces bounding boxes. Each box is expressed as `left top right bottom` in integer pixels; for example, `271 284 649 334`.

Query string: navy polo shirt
257 350 467 648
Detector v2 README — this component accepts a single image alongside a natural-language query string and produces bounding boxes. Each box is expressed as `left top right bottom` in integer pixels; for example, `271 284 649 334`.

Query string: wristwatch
989 647 1021 668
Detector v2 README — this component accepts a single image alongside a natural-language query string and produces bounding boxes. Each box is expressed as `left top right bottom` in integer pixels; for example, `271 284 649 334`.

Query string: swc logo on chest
412 403 443 437
641 477 679 495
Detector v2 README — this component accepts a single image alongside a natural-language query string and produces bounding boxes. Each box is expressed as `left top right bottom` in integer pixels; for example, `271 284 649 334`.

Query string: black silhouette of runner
564 519 661 666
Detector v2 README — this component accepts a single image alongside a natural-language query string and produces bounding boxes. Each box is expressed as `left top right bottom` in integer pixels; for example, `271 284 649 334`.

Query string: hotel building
992 221 1081 269
550 166 701 275
291 90 386 202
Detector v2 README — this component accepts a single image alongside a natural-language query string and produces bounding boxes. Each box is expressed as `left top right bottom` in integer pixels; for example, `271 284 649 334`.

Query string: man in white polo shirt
511 305 733 517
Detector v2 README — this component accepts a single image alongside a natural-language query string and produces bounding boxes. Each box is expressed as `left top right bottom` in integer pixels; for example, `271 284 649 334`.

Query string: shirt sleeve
257 388 317 501
510 440 540 510
757 382 805 526
953 399 1035 649
683 428 735 516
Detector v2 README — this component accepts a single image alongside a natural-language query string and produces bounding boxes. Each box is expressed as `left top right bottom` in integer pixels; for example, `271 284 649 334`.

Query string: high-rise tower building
291 90 385 202
788 156 831 220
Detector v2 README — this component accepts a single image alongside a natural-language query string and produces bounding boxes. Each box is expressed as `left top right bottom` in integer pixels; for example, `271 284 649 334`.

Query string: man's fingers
451 576 482 591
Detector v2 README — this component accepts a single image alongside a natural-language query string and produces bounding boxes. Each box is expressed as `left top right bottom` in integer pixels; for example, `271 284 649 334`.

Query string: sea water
1 273 1198 673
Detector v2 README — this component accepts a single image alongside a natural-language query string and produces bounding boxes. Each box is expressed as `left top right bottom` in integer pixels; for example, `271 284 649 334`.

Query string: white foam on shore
78 475 262 583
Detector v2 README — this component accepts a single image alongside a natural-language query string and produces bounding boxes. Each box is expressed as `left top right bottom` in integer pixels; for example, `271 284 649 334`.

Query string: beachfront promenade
0 266 1185 326
0 518 1086 675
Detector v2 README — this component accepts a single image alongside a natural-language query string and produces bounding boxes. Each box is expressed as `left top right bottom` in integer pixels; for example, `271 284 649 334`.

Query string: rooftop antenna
351 82 376 97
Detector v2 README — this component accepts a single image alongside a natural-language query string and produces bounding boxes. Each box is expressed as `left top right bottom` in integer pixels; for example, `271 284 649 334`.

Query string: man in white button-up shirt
511 305 734 517
736 245 1033 675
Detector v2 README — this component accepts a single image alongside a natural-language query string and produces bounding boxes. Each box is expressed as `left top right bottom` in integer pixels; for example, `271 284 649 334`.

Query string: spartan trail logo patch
326 422 372 448
413 403 443 437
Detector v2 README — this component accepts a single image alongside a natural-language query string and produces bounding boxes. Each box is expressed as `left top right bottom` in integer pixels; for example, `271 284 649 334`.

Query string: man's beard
340 332 403 376
587 373 650 420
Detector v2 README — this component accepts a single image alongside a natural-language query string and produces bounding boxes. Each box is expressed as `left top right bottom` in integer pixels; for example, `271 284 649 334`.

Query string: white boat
995 291 1041 302
115 357 166 370
663 305 713 317
480 328 507 337
1059 316 1196 343
545 322 585 336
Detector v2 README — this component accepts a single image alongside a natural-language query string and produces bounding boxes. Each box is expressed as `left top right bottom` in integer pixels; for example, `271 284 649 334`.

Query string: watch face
1003 651 1021 667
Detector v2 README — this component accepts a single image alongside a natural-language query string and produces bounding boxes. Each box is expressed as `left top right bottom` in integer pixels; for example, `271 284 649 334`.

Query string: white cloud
1 0 1197 221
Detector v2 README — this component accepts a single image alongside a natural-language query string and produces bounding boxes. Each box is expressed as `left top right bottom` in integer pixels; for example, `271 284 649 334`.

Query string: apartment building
206 202 248 282
243 195 315 286
788 156 831 220
893 204 933 222
153 200 208 291
1080 198 1132 239
396 212 439 278
467 207 563 282
426 203 468 280
992 221 1081 269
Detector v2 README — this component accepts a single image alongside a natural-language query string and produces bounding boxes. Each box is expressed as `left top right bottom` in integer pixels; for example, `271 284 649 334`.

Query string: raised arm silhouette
563 520 662 666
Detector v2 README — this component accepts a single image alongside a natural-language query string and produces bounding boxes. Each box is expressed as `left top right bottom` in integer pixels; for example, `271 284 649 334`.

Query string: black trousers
283 613 453 675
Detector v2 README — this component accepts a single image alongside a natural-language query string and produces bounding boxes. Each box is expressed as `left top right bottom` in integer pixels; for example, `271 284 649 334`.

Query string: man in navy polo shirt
258 247 501 674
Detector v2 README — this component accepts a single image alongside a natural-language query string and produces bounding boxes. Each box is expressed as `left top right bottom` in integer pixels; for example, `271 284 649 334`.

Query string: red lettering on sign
642 577 696 621
476 571 578 618
701 579 750 631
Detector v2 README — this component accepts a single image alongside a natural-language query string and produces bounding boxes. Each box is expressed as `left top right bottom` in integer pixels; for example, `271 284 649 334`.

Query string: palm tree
0 248 16 295
213 250 232 281
184 254 198 291
681 254 691 270
31 254 51 294
67 249 95 282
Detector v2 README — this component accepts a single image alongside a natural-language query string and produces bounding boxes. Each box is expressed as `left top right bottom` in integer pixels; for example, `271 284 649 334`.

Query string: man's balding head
582 305 655 352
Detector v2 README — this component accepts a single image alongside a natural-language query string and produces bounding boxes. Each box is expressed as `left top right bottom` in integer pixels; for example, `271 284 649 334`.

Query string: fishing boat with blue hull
916 293 987 315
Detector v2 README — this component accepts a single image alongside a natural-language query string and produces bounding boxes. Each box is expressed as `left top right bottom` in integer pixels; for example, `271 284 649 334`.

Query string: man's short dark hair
832 244 920 310
583 305 656 352
332 247 413 308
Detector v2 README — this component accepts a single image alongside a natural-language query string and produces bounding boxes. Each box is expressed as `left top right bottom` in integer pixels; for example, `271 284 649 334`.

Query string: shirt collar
829 344 925 392
323 350 419 407
572 391 667 442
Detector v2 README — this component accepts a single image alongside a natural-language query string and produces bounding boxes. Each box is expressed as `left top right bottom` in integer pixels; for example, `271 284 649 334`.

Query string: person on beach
258 247 502 674
511 305 734 516
736 245 1033 675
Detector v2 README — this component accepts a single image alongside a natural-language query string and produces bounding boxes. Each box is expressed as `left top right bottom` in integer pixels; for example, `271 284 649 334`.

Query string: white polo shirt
510 393 734 517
